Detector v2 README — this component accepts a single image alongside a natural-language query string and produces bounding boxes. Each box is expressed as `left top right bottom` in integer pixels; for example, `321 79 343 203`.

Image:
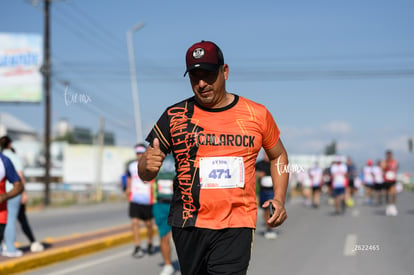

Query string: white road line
41 249 131 275
343 234 357 256
352 208 360 217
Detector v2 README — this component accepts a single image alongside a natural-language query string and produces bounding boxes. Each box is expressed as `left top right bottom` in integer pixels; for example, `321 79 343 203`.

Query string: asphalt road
19 191 414 275
16 200 130 242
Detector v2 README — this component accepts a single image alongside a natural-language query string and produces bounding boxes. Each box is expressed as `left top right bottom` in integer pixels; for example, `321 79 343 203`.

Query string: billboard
0 33 43 103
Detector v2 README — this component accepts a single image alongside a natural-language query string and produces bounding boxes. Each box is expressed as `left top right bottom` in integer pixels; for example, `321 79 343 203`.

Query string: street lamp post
127 22 145 143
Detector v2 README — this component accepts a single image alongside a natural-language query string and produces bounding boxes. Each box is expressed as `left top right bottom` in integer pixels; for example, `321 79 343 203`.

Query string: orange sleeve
262 108 280 150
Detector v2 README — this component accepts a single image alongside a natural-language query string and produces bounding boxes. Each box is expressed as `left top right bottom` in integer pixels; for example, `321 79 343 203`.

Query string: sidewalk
0 224 157 275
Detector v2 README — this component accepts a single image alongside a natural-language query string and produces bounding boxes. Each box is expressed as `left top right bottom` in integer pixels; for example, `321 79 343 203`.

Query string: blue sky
1 0 414 172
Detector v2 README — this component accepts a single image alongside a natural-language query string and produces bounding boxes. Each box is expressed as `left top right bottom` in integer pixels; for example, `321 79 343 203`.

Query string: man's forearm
6 181 24 200
270 152 289 205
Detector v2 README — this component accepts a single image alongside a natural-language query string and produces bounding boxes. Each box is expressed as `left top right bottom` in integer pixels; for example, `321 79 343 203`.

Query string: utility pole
43 0 52 205
127 22 145 143
95 117 105 202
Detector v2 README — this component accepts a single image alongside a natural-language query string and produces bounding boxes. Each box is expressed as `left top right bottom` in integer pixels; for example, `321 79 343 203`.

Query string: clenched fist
138 138 166 181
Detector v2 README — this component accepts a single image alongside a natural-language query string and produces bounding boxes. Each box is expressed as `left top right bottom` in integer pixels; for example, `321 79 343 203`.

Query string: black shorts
0 223 5 242
374 184 383 191
383 181 396 190
312 186 321 192
129 202 153 220
172 227 253 275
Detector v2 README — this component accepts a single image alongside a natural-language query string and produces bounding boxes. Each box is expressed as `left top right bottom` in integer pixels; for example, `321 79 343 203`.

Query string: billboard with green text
0 33 43 103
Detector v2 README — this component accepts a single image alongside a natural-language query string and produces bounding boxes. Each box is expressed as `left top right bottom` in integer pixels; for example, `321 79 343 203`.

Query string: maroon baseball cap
184 40 224 76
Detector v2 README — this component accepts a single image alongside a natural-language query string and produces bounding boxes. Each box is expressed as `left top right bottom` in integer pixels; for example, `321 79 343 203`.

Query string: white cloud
284 139 326 155
282 126 316 138
384 135 410 153
337 140 364 153
282 121 354 155
321 121 352 134
282 120 352 140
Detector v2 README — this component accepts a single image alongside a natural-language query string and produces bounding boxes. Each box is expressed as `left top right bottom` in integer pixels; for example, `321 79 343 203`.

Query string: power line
65 1 127 53
52 79 135 134
50 53 414 80
52 74 135 120
51 67 414 82
53 3 127 59
51 56 134 102
230 68 414 81
24 0 127 60
21 1 140 143
52 13 126 60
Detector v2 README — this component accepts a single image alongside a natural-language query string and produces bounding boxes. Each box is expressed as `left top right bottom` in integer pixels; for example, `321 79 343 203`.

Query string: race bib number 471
199 157 245 189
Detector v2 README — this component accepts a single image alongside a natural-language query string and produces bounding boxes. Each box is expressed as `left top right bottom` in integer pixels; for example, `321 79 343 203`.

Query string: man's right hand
138 138 166 181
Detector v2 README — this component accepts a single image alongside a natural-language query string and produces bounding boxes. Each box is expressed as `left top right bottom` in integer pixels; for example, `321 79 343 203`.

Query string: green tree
324 140 337 155
54 132 76 144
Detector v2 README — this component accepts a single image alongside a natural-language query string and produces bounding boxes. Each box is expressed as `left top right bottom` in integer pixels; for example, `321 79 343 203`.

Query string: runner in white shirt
297 170 312 207
330 157 348 214
126 144 155 258
308 162 323 208
372 160 384 206
362 159 375 205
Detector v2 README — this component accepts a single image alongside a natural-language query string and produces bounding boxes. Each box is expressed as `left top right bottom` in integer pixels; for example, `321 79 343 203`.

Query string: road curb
0 226 157 275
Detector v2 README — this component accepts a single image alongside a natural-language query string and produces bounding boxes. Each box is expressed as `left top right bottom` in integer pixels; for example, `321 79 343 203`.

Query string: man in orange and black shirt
139 40 289 275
